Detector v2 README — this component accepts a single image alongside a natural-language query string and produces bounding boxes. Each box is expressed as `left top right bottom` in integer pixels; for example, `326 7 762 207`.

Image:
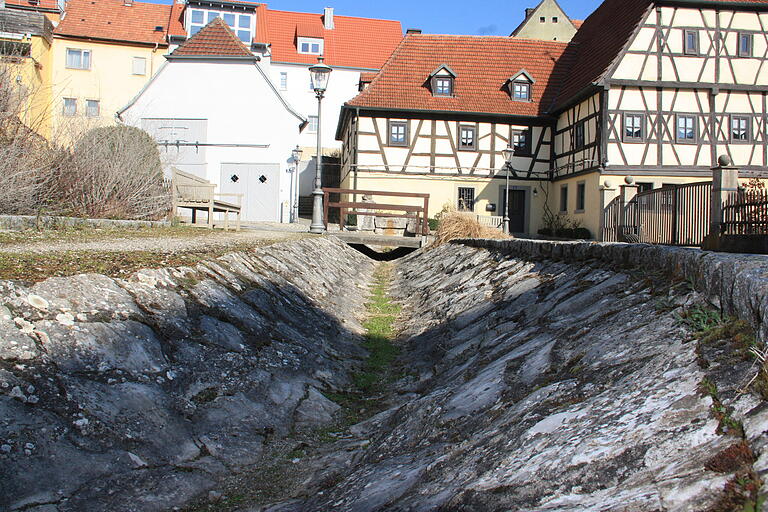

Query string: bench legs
191 209 197 225
208 204 214 230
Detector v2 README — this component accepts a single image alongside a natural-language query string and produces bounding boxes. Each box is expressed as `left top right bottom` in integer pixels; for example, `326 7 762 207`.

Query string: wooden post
323 190 329 230
423 196 430 235
703 155 739 250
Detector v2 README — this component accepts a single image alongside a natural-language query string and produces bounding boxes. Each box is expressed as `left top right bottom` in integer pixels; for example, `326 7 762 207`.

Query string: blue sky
158 1 603 35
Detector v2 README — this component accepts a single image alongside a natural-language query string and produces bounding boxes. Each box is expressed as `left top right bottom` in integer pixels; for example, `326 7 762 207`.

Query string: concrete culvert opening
2 236 767 512
347 243 418 261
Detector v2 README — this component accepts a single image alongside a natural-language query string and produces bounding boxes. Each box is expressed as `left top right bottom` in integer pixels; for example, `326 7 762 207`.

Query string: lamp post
290 145 302 223
501 144 515 234
308 56 332 234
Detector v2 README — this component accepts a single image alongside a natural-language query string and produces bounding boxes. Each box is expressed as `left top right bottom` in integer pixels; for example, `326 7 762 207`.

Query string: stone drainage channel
1 237 767 511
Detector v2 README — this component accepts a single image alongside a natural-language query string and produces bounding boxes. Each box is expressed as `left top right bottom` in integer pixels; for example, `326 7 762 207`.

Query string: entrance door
506 190 526 233
220 163 280 222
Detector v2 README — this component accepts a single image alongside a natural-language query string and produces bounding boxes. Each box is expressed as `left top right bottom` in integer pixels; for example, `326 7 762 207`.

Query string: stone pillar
598 180 617 242
703 155 740 250
358 195 376 231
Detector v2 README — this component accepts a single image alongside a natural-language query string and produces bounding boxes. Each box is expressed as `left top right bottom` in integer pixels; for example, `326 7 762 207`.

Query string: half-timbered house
337 0 768 238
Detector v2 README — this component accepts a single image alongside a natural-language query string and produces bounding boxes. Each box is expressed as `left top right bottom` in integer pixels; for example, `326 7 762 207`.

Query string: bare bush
432 208 511 247
0 61 170 220
0 61 57 215
53 125 170 220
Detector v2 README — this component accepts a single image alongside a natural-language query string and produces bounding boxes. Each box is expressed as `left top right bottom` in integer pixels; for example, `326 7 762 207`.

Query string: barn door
220 163 280 222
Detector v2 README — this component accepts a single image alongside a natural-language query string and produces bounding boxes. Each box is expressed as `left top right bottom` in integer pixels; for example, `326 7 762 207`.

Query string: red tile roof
170 16 253 56
347 34 568 117
571 19 583 29
263 8 403 69
4 0 60 12
167 1 186 38
54 0 171 45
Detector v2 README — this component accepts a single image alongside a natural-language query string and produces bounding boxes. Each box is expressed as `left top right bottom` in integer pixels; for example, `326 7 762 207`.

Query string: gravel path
0 227 310 254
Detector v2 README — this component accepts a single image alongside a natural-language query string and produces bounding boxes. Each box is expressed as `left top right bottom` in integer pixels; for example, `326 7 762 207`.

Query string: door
507 189 526 233
220 163 280 222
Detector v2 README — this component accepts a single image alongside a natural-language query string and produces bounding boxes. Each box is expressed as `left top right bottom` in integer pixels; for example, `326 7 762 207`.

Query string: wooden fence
722 188 768 235
602 182 711 246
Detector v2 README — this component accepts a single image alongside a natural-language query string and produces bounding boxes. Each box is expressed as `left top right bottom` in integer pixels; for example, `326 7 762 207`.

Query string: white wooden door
220 163 280 222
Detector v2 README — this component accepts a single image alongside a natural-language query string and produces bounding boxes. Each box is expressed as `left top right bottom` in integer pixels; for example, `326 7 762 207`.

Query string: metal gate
602 182 712 246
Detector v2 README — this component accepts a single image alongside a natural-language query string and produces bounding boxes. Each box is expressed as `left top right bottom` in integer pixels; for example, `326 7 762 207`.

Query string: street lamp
290 145 302 223
308 56 332 234
501 144 515 234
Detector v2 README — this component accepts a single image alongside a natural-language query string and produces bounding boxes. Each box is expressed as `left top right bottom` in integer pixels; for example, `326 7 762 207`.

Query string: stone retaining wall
0 215 170 231
455 238 768 343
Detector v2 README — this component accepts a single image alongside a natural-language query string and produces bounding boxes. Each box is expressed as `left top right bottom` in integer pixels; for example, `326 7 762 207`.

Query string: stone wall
455 238 768 343
0 237 374 511
0 215 170 231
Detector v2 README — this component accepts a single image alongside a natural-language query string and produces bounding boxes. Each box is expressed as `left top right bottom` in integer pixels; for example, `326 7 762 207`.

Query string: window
66 48 91 70
540 16 546 23
676 114 696 142
388 120 408 146
433 77 453 97
308 115 318 133
637 182 654 193
684 30 699 55
559 185 568 213
132 57 146 76
574 121 585 149
85 99 99 117
63 98 76 116
189 9 253 43
623 113 644 142
552 16 558 23
298 38 323 55
512 129 531 155
457 187 475 212
738 33 753 57
731 115 750 142
576 181 585 212
512 82 531 101
458 124 476 150
279 72 288 91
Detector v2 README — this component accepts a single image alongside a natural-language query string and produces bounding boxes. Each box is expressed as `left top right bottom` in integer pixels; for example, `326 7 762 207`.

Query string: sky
157 0 604 36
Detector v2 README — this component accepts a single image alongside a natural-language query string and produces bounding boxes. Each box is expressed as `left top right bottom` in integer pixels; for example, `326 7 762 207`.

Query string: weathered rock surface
266 242 768 511
0 237 374 511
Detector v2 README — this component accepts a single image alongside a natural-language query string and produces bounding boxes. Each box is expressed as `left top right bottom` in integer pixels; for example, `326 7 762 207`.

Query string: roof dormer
506 69 534 102
428 64 456 97
296 23 324 55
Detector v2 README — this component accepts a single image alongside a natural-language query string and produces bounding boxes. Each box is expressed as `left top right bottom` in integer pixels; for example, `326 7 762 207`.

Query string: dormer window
189 9 254 43
298 37 323 55
428 64 457 97
507 70 535 102
435 77 453 96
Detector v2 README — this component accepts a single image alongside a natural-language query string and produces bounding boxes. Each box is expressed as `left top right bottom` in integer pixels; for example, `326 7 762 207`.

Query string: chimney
124 0 132 6
406 28 422 35
323 7 334 30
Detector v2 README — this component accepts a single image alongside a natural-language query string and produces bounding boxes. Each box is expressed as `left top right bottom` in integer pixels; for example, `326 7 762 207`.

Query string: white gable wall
121 59 302 222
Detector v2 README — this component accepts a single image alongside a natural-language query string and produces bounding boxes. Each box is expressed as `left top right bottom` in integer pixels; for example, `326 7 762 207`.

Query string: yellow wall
3 33 53 138
341 171 550 234
546 172 602 237
50 37 167 139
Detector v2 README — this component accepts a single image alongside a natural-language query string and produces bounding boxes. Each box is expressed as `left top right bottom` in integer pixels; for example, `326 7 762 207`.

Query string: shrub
573 227 592 239
433 211 510 247
54 125 170 220
428 218 439 231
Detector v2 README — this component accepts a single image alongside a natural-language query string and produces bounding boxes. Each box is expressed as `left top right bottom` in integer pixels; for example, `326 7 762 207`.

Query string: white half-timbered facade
338 0 768 237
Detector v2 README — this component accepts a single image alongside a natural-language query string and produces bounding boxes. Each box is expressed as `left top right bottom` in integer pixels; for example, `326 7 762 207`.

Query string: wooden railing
722 188 768 235
322 188 430 236
602 182 711 246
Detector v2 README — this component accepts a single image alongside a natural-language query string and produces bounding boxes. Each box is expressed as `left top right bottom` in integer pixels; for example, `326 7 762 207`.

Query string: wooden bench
171 168 242 231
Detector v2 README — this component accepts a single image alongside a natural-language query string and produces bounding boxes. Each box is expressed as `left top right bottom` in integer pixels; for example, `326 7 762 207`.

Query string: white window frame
731 115 751 143
279 71 288 91
512 81 531 101
132 56 147 76
63 97 77 116
188 8 254 44
297 37 324 55
85 99 100 118
676 114 697 143
308 115 318 133
65 48 91 70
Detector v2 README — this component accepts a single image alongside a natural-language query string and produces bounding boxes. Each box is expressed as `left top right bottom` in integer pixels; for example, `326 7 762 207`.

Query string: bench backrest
172 168 214 202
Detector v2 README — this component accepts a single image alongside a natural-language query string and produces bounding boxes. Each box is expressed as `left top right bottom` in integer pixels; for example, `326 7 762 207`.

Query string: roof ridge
263 7 401 23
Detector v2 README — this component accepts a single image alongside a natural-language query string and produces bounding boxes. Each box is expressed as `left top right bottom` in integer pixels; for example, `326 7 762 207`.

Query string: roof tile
54 0 170 45
347 34 569 117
